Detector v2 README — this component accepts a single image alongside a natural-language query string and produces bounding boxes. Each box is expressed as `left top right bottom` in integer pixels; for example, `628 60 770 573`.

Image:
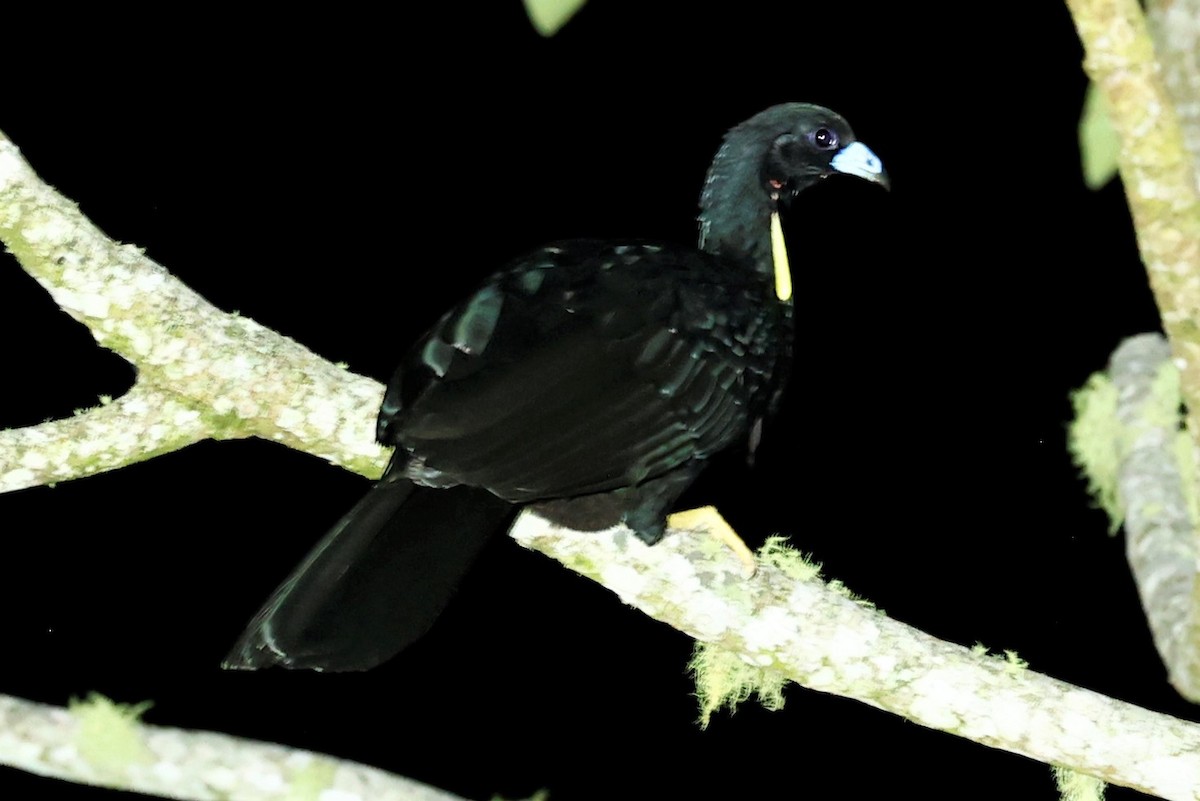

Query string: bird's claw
667 505 758 577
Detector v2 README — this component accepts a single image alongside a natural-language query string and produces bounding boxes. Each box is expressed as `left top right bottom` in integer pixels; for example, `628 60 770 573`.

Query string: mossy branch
1066 0 1200 707
1072 334 1200 699
512 513 1200 801
0 693 465 801
0 131 388 488
1065 0 1200 438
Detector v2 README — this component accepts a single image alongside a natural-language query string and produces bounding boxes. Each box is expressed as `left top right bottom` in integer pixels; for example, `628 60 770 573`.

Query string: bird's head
698 103 888 297
755 104 889 204
701 104 888 219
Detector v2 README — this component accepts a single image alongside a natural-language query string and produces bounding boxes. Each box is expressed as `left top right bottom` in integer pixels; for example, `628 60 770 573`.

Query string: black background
0 2 1179 799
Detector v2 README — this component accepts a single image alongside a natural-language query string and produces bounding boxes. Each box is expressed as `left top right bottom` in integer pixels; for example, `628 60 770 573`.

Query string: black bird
224 104 887 671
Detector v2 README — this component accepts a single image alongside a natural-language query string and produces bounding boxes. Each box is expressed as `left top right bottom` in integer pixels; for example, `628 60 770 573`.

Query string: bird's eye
810 128 839 150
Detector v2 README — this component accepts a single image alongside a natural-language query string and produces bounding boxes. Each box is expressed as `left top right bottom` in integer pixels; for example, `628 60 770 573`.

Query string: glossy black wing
379 242 770 502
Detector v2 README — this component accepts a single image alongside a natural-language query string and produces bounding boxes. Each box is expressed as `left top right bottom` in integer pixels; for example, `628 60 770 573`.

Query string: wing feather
381 243 762 502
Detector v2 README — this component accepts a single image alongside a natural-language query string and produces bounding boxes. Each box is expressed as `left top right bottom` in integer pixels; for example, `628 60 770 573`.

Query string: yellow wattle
770 211 792 301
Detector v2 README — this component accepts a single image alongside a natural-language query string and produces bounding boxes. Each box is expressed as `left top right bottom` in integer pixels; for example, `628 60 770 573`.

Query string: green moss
690 642 787 728
564 553 599 577
756 536 821 581
286 759 336 801
823 576 878 611
201 407 248 439
1068 372 1122 532
1069 361 1196 534
69 693 153 775
1002 650 1029 675
1053 765 1106 801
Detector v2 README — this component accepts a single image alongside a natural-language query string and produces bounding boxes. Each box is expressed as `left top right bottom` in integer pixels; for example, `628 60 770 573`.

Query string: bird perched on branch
224 103 888 671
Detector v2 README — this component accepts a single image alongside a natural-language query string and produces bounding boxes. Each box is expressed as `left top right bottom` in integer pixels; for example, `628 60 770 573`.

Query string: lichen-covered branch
511 513 1200 801
0 131 389 489
1107 335 1200 698
1066 0 1200 712
1146 0 1200 176
1065 0 1200 441
0 693 466 801
0 380 208 492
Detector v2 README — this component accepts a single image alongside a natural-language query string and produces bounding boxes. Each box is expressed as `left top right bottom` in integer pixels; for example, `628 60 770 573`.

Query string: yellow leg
667 505 757 577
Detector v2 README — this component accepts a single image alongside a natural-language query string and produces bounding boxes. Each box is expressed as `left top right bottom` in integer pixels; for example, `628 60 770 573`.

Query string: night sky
0 3 1180 799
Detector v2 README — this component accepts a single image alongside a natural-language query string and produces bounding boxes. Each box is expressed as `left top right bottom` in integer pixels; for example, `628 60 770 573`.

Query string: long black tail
223 478 515 671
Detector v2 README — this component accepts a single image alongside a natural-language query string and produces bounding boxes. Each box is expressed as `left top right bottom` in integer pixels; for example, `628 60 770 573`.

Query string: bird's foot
667 506 757 577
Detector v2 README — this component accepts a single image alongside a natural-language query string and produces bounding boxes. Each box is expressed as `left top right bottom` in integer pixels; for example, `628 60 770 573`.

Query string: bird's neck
697 142 777 278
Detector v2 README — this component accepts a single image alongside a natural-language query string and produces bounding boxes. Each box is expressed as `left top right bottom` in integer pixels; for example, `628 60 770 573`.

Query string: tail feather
223 478 515 671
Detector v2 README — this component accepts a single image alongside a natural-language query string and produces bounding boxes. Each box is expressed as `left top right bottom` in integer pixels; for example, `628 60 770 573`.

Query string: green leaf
1079 82 1120 190
523 0 586 36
